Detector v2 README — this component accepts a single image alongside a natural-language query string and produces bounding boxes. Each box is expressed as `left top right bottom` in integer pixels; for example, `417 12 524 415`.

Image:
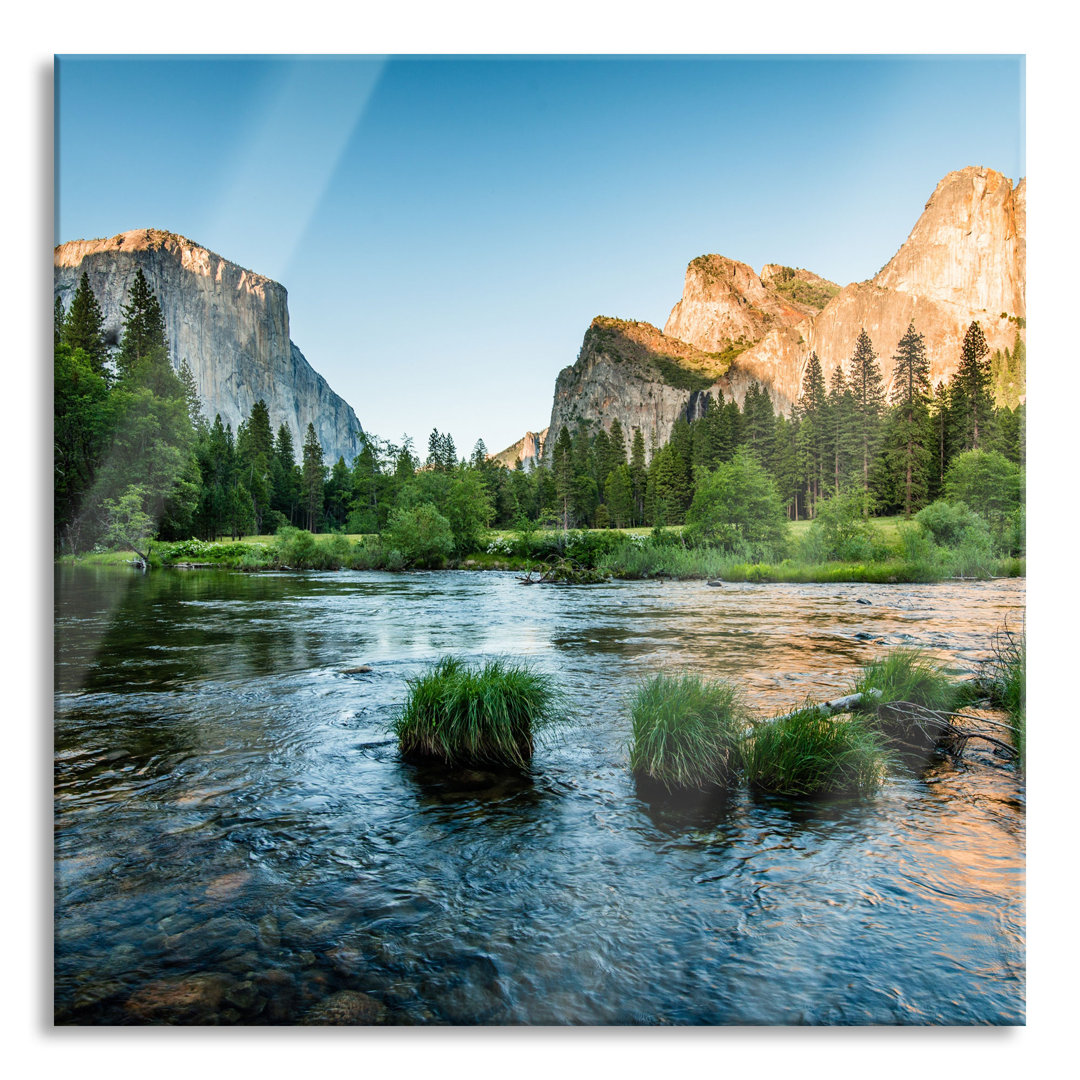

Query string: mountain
491 428 548 470
54 229 363 464
544 166 1025 457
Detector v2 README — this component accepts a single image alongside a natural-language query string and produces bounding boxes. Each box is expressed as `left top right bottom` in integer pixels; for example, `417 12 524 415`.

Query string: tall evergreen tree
825 365 857 494
849 328 885 497
301 423 326 531
608 418 627 467
116 268 169 385
271 423 301 525
795 352 828 512
952 321 994 451
54 297 67 348
551 425 575 529
629 428 648 526
888 322 933 517
62 272 108 374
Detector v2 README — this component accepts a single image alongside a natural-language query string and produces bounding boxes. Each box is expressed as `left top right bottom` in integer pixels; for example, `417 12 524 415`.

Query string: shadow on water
397 759 549 818
632 776 741 834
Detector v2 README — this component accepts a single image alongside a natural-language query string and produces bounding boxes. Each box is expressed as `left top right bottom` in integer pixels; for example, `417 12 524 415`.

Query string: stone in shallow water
124 972 236 1024
301 989 386 1025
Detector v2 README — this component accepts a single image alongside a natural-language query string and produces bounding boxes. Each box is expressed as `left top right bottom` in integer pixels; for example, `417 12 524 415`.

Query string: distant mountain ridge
542 166 1025 458
54 229 364 464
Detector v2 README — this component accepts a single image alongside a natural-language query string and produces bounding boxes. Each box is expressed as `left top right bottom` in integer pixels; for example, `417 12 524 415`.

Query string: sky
55 54 1025 459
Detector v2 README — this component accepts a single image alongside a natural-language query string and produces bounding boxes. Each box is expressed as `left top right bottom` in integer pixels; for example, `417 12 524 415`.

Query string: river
54 566 1025 1024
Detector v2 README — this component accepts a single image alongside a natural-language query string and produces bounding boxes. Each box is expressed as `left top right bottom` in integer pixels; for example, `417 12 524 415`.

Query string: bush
943 450 1023 528
915 500 989 547
628 673 749 792
801 488 891 563
381 503 455 568
684 447 789 554
743 708 889 796
393 656 563 768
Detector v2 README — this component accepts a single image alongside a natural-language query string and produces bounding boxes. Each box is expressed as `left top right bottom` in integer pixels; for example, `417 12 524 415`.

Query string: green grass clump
628 673 749 792
984 625 1026 766
850 648 960 715
743 708 889 797
393 656 563 768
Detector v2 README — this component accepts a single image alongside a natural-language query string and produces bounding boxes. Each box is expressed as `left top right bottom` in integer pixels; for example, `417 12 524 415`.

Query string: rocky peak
874 166 1025 316
546 317 744 457
491 428 549 471
54 229 363 464
662 254 828 355
541 165 1026 443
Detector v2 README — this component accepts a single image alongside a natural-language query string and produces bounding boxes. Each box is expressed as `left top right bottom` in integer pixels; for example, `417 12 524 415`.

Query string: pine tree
849 328 885 497
826 365 857 495
117 268 169 385
62 272 108 374
54 296 66 348
552 425 574 529
178 360 206 437
301 423 326 532
605 464 633 528
889 322 933 517
629 428 648 526
795 352 828 512
952 321 994 451
608 418 627 467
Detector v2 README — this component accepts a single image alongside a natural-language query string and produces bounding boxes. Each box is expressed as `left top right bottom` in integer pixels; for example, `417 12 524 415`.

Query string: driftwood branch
772 689 881 723
769 690 1019 764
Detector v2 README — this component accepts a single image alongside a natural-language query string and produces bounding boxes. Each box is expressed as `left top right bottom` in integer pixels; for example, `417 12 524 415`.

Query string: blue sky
55 55 1025 457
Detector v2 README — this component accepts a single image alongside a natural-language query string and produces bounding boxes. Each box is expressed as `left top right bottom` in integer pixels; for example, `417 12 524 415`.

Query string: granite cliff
54 229 363 464
544 166 1025 455
491 428 549 471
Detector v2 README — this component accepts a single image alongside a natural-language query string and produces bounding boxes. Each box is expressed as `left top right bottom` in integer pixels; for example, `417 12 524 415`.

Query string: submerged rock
301 989 386 1025
125 972 236 1024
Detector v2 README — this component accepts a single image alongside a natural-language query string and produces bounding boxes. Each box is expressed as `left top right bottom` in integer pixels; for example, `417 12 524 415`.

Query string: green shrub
803 489 890 562
743 708 889 796
393 656 563 768
381 503 455 568
684 448 789 553
915 500 990 548
628 673 749 792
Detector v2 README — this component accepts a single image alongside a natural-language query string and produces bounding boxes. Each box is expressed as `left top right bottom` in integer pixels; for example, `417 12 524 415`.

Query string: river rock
301 989 386 1025
124 972 236 1024
856 598 872 605
342 665 373 674
257 914 281 951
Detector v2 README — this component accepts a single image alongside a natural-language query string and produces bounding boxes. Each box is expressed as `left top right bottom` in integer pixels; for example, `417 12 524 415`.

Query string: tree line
55 270 1024 558
545 320 1024 531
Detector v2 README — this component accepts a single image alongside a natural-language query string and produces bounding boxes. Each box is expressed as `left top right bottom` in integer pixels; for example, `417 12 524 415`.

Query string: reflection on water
54 566 1025 1024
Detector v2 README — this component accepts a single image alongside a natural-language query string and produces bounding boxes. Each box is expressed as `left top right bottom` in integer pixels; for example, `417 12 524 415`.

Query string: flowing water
54 566 1025 1025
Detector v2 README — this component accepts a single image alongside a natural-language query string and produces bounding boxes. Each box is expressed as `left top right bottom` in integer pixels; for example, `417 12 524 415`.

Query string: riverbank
63 520 1025 585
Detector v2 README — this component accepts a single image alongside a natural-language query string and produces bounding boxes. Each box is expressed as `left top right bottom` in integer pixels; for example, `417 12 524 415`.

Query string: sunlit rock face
54 229 363 464
545 167 1026 434
683 167 1027 414
662 254 820 353
546 317 744 458
491 428 549 470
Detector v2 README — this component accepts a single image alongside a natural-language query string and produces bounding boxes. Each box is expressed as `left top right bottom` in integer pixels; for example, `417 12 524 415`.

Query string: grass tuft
743 707 889 797
983 624 1026 767
393 656 563 769
851 648 960 715
628 673 749 792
